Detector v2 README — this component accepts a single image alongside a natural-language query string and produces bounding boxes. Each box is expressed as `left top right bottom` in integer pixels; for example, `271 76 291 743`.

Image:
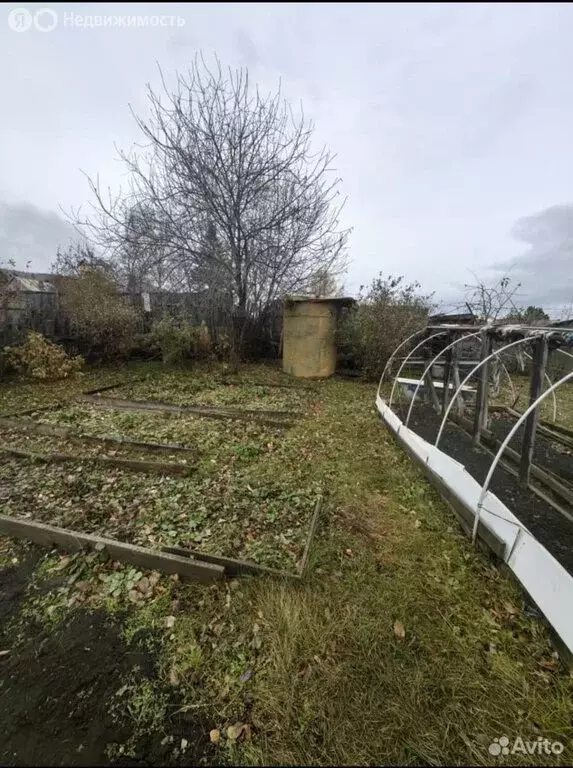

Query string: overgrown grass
1 364 572 765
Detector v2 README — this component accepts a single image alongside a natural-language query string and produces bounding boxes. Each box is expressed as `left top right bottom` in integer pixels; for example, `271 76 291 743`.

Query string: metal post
519 335 549 486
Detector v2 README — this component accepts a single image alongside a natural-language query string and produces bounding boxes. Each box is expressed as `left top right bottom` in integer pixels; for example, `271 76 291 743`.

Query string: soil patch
0 580 213 766
402 403 573 576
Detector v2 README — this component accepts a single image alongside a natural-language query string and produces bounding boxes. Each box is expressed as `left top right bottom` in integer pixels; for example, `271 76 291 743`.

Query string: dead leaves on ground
393 620 406 641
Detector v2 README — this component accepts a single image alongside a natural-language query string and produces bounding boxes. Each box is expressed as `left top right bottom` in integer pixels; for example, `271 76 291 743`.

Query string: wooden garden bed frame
0 497 322 583
1 372 323 581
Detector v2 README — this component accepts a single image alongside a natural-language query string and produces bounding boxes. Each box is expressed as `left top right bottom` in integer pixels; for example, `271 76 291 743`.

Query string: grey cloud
0 201 79 272
493 205 573 310
2 3 573 302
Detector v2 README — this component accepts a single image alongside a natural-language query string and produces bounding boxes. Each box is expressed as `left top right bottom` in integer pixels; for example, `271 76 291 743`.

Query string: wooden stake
442 334 454 412
472 332 493 446
519 335 549 486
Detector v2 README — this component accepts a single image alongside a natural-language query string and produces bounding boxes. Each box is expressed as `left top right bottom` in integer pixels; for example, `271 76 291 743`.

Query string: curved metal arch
435 335 539 448
473 368 573 542
404 331 481 427
523 349 557 423
377 327 428 400
388 331 449 411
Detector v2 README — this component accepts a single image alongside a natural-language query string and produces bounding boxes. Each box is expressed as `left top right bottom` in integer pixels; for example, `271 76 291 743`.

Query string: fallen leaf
137 576 150 593
168 667 180 686
75 581 91 593
394 620 406 640
209 729 220 744
226 723 245 742
240 669 253 683
165 615 176 628
0 649 10 657
503 601 518 616
414 519 422 529
180 738 188 752
344 548 353 557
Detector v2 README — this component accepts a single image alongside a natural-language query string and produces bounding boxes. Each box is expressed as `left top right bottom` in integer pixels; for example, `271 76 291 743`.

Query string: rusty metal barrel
282 296 355 379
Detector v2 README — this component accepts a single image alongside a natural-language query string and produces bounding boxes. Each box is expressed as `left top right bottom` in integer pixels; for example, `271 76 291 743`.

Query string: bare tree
52 242 117 279
462 274 522 322
71 55 350 360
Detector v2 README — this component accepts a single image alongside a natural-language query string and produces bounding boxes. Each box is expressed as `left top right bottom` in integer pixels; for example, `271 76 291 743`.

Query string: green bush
146 316 212 365
339 273 433 380
4 331 84 380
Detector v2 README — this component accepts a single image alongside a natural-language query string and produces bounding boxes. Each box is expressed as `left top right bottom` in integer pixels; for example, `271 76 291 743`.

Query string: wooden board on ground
0 416 196 455
162 545 301 580
0 444 193 476
79 394 299 427
0 514 224 583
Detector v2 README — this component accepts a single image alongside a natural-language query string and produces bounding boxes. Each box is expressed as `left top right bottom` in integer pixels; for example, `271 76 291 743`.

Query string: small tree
72 55 350 365
340 273 433 380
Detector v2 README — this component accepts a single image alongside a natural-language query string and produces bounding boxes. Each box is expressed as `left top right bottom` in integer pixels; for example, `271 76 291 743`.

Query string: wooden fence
0 289 283 359
0 290 212 347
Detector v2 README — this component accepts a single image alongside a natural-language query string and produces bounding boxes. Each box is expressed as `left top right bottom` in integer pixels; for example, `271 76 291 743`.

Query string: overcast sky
2 2 573 314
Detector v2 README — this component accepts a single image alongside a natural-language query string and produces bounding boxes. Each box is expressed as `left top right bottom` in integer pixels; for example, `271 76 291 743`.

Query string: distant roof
428 311 475 324
551 318 573 328
0 269 57 293
284 294 356 306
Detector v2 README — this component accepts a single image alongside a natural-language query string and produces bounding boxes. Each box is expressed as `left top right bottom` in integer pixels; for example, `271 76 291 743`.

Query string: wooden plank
0 515 224 583
0 402 63 419
0 444 193 476
519 336 549 486
0 416 196 455
83 394 303 420
422 350 441 413
472 332 493 447
452 357 465 417
162 545 300 581
298 496 323 576
442 340 454 412
80 375 148 396
80 395 296 428
492 404 573 451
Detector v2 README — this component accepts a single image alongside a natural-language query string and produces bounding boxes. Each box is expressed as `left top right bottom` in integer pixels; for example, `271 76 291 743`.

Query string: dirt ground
0 554 214 767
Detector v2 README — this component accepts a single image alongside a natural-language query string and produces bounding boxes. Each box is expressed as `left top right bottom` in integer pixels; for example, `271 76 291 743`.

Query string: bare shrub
58 267 140 361
340 273 433 380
